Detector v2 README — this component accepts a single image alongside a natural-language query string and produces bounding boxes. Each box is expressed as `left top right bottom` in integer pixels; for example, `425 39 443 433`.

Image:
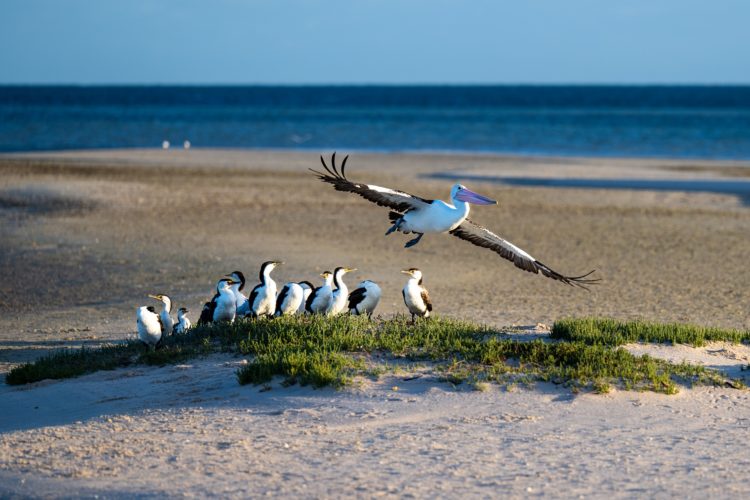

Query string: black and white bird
311 153 598 289
401 268 433 322
327 267 356 316
173 307 191 334
248 261 282 318
348 280 382 317
275 282 305 316
148 294 174 336
297 281 314 314
227 271 250 316
306 271 334 314
137 305 162 348
198 277 239 325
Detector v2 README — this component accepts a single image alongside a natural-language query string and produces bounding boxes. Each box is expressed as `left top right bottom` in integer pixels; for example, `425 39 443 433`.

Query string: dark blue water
1 85 750 159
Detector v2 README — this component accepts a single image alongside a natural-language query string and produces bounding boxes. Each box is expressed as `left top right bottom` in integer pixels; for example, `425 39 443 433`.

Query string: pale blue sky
1 0 748 84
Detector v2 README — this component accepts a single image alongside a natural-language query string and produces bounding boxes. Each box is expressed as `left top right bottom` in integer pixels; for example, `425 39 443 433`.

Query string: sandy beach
1 149 750 496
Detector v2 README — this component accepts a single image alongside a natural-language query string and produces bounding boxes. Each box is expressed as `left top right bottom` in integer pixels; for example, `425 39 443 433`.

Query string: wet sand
1 149 749 496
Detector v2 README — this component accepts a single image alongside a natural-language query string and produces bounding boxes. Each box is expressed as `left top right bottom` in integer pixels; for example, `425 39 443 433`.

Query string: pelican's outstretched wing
450 219 599 289
310 153 433 214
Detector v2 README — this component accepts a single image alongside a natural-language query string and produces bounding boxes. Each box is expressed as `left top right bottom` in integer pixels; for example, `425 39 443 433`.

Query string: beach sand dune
1 149 749 496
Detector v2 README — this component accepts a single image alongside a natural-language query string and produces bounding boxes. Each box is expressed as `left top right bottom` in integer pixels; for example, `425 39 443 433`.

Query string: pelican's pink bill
455 187 497 205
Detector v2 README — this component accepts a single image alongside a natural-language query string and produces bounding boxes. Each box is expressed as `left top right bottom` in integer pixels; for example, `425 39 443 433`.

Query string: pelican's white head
450 183 497 205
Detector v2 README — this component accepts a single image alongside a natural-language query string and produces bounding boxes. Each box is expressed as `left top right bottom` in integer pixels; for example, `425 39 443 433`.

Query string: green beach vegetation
5 316 747 394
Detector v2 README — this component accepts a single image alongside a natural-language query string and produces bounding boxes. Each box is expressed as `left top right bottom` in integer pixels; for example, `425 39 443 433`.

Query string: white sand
1 342 749 497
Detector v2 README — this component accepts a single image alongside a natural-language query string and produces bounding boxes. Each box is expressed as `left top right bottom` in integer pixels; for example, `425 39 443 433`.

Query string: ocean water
1 85 750 159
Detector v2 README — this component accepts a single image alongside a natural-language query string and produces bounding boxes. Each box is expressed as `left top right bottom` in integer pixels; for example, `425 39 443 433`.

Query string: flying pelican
401 268 433 322
248 261 282 318
327 267 356 316
311 153 598 288
348 280 381 317
275 282 304 316
198 277 238 325
227 271 250 316
137 306 162 349
148 294 174 336
306 271 333 314
297 281 314 314
173 307 191 334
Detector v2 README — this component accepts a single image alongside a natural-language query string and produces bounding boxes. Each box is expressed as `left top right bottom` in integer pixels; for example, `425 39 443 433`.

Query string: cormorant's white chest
213 289 236 322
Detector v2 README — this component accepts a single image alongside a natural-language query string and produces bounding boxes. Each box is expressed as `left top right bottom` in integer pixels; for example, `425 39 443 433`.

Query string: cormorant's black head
259 261 282 282
229 271 246 290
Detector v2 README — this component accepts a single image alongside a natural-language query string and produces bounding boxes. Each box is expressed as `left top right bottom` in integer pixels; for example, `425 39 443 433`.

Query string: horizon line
1 82 750 88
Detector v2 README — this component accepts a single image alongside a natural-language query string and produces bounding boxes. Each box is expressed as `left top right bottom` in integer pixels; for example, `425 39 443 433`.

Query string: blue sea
1 85 750 159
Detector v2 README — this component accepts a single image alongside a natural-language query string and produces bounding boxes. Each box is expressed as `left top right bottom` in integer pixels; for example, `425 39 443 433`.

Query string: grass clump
232 315 737 394
551 317 750 347
6 315 744 394
5 343 142 385
5 326 221 385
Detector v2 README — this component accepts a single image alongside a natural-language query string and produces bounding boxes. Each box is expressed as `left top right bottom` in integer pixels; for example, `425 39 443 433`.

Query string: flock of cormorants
136 262 432 348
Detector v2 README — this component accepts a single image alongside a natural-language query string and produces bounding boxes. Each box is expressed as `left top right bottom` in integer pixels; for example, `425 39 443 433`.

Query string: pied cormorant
348 280 381 317
248 261 282 318
148 294 174 336
173 307 191 334
227 271 250 316
198 277 238 324
275 282 304 316
137 306 162 348
401 268 433 322
305 271 333 314
297 281 314 314
326 267 356 316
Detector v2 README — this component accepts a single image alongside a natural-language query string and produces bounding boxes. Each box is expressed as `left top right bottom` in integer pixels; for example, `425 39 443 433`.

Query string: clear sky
1 0 748 85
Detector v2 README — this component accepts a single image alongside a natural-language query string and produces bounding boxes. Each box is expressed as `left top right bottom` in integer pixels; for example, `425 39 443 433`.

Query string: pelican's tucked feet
404 233 424 248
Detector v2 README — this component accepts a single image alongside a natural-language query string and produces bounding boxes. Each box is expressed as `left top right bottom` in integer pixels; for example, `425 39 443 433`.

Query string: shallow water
2 85 750 159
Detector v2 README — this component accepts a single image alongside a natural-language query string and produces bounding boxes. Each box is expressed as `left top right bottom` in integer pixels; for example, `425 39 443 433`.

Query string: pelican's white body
175 309 191 334
400 199 470 234
308 275 333 314
349 280 381 316
276 282 304 316
137 307 162 347
213 283 237 323
403 272 430 318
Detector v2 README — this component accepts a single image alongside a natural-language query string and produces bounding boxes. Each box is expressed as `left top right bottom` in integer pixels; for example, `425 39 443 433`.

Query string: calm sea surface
1 85 749 159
